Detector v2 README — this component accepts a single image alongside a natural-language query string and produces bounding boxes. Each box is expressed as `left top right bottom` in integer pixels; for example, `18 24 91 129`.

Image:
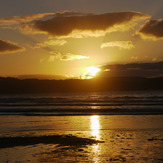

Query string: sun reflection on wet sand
90 115 101 139
90 115 101 163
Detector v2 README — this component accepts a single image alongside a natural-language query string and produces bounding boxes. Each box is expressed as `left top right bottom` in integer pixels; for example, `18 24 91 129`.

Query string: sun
87 66 101 76
82 66 101 79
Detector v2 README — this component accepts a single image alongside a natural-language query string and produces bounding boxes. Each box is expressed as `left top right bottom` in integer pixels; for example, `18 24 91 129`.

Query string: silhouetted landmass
0 77 163 94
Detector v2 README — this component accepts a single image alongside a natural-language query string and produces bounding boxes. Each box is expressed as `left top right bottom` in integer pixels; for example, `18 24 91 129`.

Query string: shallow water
0 91 163 162
0 115 163 162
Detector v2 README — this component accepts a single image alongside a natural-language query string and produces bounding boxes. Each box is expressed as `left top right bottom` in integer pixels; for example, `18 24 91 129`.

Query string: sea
0 91 163 162
0 90 163 116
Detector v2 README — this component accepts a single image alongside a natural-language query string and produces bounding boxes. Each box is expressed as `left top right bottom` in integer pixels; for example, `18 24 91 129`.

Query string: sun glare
82 66 101 79
90 115 101 139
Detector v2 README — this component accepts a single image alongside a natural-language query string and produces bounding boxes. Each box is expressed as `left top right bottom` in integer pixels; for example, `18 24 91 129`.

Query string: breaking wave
0 91 163 116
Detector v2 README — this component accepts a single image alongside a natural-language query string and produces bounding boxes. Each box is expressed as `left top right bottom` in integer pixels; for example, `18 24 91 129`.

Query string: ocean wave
0 105 163 116
0 91 163 115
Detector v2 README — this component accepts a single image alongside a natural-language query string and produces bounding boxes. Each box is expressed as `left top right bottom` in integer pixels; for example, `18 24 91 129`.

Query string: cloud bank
138 19 163 40
21 11 149 38
0 39 24 54
100 62 163 78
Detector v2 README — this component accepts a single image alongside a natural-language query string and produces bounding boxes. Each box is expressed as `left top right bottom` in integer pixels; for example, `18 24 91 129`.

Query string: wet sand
0 134 103 149
0 115 163 162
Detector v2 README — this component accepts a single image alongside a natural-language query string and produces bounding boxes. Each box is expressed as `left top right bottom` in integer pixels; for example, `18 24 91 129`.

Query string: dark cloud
21 11 149 37
0 13 54 24
100 62 163 78
0 39 24 54
138 19 163 40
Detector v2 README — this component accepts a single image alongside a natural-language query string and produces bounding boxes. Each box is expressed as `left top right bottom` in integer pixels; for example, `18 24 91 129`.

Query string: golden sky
0 0 163 78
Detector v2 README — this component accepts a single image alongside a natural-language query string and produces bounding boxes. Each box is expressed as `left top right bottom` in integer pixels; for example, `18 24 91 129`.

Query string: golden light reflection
90 115 101 139
90 115 101 163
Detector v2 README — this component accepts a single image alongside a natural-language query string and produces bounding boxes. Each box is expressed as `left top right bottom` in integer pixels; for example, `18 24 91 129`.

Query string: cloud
21 11 149 38
49 51 90 61
100 61 163 78
138 19 163 40
0 39 25 54
61 53 90 61
34 39 67 48
101 41 135 49
0 13 54 25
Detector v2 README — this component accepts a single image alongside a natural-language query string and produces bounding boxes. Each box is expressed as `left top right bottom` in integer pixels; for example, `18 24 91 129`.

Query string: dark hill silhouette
0 77 163 94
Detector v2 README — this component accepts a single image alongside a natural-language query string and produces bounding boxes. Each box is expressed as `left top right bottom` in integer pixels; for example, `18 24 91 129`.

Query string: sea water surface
0 90 163 116
0 91 163 162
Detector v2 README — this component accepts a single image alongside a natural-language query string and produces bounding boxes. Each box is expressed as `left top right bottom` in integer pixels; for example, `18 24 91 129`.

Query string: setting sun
82 66 101 79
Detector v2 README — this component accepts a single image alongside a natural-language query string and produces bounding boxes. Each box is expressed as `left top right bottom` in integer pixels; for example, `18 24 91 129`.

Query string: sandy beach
0 115 163 162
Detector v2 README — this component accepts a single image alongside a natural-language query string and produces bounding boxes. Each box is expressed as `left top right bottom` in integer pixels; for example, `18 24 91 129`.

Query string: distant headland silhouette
0 76 163 94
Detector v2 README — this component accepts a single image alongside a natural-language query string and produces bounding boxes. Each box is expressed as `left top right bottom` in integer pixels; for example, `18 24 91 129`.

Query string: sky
0 0 163 79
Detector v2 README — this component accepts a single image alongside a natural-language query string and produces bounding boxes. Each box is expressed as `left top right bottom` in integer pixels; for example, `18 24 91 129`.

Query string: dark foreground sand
0 115 163 162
